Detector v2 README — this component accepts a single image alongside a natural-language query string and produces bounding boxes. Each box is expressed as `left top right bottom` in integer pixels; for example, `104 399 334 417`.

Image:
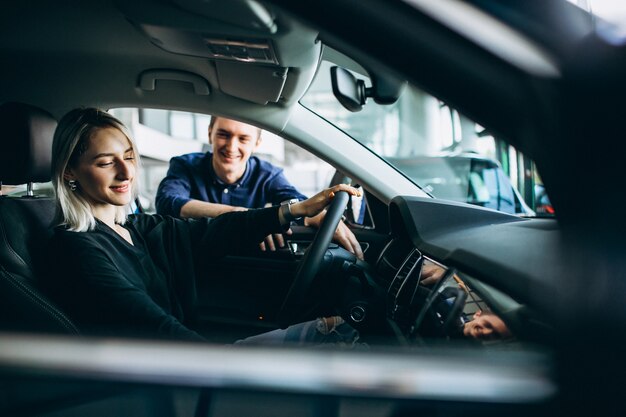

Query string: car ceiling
0 0 319 127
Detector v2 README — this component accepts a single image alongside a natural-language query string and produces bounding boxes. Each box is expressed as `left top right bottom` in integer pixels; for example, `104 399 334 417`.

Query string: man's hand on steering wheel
285 184 361 220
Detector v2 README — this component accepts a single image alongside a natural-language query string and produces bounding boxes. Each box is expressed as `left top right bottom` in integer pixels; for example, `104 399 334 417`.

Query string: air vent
205 38 278 65
388 249 421 298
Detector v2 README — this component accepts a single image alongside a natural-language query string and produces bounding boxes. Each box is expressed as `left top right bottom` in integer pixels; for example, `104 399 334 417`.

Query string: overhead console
172 0 278 35
116 0 320 104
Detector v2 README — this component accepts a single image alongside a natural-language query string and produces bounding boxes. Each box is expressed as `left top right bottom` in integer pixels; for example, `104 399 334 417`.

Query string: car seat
0 102 78 334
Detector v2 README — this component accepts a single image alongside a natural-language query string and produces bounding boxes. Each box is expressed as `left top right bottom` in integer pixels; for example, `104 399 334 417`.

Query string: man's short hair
209 116 262 139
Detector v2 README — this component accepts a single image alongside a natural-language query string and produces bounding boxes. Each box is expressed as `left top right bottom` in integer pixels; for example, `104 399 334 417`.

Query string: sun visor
116 0 320 104
215 61 288 104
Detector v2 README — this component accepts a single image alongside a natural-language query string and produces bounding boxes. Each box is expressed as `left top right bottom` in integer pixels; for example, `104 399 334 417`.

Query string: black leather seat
0 102 78 334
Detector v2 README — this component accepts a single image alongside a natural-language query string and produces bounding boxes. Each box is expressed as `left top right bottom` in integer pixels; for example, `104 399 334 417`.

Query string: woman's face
65 127 136 211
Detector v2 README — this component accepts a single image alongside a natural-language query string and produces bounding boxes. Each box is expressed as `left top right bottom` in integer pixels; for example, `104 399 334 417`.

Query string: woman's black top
47 207 284 341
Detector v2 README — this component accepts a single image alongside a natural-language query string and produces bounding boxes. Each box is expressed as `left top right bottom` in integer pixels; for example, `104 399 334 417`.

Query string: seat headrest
0 102 57 185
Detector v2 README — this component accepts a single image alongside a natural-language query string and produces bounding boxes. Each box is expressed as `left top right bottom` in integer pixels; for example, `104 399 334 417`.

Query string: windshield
567 0 626 45
301 57 550 217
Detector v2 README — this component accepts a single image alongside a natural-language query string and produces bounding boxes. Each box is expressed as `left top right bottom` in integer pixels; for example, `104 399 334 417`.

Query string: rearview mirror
330 66 406 112
330 66 368 112
371 72 406 105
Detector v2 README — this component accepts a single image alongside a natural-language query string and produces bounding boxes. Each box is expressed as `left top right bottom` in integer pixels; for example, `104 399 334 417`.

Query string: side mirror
330 66 369 112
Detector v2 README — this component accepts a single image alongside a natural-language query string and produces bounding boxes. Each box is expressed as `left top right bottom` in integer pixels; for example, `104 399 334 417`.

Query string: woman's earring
68 179 77 191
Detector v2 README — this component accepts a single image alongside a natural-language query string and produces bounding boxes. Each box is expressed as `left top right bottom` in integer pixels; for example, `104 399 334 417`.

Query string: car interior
1 0 625 416
0 103 79 335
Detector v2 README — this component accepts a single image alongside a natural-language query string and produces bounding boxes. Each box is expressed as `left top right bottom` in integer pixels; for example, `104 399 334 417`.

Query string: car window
0 183 54 198
301 58 552 217
109 108 344 214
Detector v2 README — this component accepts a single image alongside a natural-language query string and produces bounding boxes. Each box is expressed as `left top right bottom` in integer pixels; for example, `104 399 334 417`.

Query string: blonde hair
51 108 141 231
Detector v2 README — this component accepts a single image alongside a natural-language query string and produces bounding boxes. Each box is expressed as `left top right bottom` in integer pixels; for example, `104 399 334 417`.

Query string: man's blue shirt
155 152 307 217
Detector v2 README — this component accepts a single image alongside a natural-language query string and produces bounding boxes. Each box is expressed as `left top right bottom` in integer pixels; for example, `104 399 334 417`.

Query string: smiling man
156 117 306 220
155 116 363 257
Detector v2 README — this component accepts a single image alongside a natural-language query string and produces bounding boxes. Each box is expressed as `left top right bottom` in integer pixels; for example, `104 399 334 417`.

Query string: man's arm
265 168 364 259
158 155 249 218
155 156 195 217
179 199 247 219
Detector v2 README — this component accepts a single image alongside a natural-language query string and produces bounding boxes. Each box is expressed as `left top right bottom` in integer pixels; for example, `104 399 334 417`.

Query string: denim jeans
236 317 360 347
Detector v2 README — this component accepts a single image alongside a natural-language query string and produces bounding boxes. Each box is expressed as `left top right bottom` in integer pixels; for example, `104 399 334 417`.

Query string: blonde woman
47 108 360 343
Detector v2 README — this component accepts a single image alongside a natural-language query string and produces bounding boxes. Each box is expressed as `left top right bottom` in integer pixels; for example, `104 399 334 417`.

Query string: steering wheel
277 190 350 326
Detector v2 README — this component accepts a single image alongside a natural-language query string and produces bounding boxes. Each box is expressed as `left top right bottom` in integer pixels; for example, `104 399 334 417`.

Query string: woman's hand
289 184 361 219
305 213 364 259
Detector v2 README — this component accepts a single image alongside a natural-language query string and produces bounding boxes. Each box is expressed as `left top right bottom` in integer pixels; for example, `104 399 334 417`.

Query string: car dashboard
374 239 517 345
368 195 559 346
